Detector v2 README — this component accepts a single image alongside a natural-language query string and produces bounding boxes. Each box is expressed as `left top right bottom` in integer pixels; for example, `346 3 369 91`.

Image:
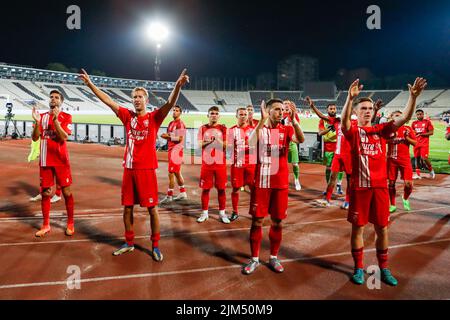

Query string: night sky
1 0 449 84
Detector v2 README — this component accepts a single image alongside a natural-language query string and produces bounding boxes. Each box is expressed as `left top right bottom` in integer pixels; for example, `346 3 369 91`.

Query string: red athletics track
0 139 449 299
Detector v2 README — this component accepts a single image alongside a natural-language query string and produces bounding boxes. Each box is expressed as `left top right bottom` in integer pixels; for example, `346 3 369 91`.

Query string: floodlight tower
147 22 169 81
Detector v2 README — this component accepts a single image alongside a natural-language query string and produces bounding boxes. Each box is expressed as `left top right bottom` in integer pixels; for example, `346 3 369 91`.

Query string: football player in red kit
227 107 256 221
80 68 189 261
341 77 427 286
412 109 435 179
160 105 187 204
197 106 229 224
246 104 259 127
31 90 75 237
242 99 305 275
386 111 417 213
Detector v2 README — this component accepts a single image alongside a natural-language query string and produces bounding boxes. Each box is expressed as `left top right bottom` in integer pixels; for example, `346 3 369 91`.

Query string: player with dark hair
412 109 435 179
197 106 229 224
227 107 256 221
386 110 417 213
341 77 427 286
282 100 302 190
242 99 305 275
160 105 188 203
31 90 75 237
79 68 189 261
246 104 259 127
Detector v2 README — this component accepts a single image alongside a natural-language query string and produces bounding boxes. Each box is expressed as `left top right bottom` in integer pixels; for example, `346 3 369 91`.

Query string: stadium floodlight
146 21 169 81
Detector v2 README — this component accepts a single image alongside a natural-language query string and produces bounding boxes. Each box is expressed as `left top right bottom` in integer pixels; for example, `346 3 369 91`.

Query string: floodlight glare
147 22 169 42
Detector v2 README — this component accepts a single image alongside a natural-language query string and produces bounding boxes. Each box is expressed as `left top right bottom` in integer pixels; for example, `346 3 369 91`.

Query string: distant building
256 72 275 90
277 55 319 90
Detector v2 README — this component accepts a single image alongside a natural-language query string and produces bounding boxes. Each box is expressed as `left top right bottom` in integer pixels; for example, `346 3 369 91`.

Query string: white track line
0 206 447 247
1 237 449 290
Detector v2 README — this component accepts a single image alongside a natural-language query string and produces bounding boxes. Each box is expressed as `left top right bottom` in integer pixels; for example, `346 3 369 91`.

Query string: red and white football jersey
117 106 164 169
198 123 227 168
387 125 416 161
412 119 433 147
249 118 259 127
228 124 256 167
255 124 294 189
167 119 186 151
39 111 72 167
344 121 396 189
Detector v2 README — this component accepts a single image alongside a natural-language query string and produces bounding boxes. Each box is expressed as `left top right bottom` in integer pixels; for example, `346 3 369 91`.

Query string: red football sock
179 186 186 193
201 189 210 211
325 185 334 201
55 187 62 197
41 195 51 227
249 225 263 258
231 190 239 213
403 184 413 200
351 247 364 269
64 194 74 226
376 248 388 269
151 233 160 248
218 189 226 211
167 189 173 197
388 185 396 206
345 188 350 202
427 163 433 171
415 168 421 175
269 225 282 256
125 230 135 246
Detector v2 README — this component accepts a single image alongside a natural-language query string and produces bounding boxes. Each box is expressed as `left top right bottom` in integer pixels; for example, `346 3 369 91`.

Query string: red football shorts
168 148 183 173
40 165 72 189
331 154 352 175
122 168 158 207
231 165 256 188
249 187 288 220
387 159 413 181
413 145 429 158
199 165 227 189
348 188 389 227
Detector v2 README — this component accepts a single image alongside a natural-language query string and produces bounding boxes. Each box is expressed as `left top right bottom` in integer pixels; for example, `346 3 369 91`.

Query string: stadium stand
214 91 252 112
0 64 447 117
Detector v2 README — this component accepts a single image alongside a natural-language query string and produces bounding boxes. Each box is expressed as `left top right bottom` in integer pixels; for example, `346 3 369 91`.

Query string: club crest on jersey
143 120 149 127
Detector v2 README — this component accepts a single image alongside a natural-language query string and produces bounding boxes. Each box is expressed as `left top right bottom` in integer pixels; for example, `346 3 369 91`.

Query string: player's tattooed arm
394 77 427 129
305 96 328 121
31 106 41 142
249 100 268 147
289 103 305 143
341 79 363 132
160 69 190 119
52 107 69 141
79 69 120 116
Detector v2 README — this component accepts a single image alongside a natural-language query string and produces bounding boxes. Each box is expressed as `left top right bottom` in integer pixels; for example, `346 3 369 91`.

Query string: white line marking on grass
0 206 447 247
0 237 449 290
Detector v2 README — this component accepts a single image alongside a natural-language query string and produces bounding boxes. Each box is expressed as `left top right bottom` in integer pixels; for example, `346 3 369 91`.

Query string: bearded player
160 105 187 204
242 99 305 275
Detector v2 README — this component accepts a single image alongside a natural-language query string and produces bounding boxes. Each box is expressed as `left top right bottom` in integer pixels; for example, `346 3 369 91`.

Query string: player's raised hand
408 77 427 98
260 100 269 121
176 69 190 87
305 96 314 108
79 69 93 86
31 106 40 122
374 99 384 111
288 102 298 119
348 79 363 99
